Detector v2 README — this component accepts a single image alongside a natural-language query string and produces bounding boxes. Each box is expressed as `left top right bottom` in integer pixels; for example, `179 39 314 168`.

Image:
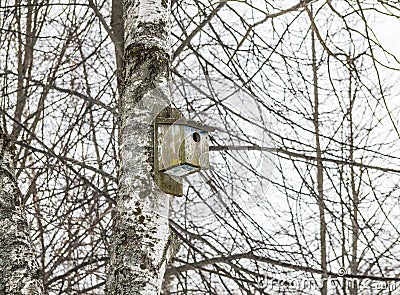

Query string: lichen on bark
0 129 45 295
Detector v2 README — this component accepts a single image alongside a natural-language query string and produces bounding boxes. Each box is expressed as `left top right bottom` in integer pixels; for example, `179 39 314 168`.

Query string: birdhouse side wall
158 124 185 171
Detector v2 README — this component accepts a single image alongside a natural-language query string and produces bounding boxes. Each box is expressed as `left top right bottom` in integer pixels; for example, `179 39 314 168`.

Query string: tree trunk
311 21 327 295
106 0 176 294
111 0 124 96
0 129 45 294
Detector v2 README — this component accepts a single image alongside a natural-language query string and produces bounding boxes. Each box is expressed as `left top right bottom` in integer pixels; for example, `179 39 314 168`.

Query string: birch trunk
0 130 44 294
106 0 175 294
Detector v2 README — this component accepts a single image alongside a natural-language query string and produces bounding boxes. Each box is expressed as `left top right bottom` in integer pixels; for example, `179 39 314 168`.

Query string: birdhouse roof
155 117 215 132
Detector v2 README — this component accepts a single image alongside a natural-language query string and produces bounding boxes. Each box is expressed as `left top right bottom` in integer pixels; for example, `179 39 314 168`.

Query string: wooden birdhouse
154 107 213 196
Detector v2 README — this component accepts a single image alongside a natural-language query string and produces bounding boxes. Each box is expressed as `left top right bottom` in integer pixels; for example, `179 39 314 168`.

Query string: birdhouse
154 107 213 196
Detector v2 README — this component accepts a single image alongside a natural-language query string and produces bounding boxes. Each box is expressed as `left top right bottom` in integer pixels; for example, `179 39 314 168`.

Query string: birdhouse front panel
183 126 210 169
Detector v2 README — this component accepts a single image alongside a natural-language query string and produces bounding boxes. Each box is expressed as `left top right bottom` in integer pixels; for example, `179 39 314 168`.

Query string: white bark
0 131 45 295
106 0 175 294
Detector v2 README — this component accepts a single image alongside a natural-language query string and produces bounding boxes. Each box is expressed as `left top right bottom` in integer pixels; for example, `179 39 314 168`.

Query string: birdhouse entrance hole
192 132 201 142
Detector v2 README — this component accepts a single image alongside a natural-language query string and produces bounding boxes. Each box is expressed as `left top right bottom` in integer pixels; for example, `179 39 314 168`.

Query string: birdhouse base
165 164 200 178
